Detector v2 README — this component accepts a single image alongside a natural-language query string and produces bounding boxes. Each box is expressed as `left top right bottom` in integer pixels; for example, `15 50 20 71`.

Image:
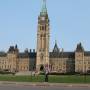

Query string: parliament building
0 0 90 74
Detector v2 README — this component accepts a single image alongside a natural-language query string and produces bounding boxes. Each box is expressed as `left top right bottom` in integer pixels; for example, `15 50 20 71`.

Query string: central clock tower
36 0 50 71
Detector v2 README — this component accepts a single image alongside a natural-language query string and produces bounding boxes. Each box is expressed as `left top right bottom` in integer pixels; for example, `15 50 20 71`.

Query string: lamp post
84 63 86 83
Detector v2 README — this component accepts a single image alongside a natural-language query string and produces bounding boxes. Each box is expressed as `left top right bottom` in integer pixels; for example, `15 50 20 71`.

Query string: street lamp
84 62 86 83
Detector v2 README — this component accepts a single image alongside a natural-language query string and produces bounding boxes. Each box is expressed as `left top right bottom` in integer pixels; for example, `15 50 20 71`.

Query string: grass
48 75 90 83
0 75 90 83
0 75 44 82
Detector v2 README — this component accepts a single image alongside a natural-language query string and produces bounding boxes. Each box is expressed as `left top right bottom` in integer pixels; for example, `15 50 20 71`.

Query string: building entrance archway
40 65 44 71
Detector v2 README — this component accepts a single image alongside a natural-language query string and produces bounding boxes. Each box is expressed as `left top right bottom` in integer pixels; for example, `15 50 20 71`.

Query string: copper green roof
53 40 60 53
40 0 47 15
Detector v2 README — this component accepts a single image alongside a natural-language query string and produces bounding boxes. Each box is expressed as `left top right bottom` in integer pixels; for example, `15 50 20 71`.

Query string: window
45 25 46 30
5 65 6 69
88 62 90 64
40 26 44 30
42 26 44 30
10 65 11 68
63 62 66 65
40 26 42 30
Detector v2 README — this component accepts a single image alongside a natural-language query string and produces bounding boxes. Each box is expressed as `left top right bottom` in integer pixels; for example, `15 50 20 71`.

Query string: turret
53 40 60 53
7 45 19 58
75 42 84 73
76 43 84 52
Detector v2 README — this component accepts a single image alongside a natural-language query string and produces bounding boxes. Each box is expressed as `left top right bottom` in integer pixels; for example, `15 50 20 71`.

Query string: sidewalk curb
0 81 90 87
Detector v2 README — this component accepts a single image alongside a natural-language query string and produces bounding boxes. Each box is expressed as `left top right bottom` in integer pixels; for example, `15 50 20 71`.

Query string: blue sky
0 0 90 52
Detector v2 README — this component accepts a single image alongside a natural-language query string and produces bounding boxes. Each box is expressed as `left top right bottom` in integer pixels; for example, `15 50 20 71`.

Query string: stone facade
75 43 90 73
0 45 36 72
0 0 90 74
0 43 90 74
36 7 50 71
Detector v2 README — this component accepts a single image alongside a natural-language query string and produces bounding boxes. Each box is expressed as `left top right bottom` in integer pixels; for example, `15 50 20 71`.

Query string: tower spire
41 0 47 15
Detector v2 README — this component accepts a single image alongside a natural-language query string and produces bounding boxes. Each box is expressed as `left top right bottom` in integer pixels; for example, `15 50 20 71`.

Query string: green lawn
0 75 90 83
49 75 90 83
0 75 44 82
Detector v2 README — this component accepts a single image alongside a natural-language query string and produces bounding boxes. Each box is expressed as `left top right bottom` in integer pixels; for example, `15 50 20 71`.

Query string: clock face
41 17 45 20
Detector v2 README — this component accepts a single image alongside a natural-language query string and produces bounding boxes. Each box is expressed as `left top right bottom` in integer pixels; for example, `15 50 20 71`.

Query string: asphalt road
0 85 90 90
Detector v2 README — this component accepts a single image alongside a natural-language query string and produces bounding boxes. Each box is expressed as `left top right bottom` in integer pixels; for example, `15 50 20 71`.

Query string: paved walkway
0 81 90 87
0 85 90 90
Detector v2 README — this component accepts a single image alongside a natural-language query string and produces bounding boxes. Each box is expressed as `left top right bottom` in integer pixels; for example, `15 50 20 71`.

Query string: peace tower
36 0 50 71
